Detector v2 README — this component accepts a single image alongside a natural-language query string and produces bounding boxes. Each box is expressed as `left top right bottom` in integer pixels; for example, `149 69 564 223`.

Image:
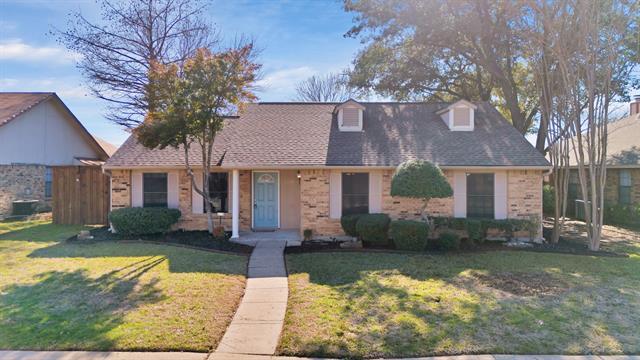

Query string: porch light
217 212 225 226
297 171 301 179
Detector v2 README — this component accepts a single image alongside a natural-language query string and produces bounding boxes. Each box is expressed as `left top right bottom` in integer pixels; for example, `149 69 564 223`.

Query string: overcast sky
0 0 361 146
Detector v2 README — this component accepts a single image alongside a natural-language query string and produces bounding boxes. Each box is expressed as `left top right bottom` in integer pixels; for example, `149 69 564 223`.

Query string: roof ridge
256 101 457 105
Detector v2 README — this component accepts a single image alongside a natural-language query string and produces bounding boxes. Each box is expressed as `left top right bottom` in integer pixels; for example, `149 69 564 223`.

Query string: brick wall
507 170 543 239
175 170 252 231
381 169 454 220
0 164 46 218
300 169 343 236
110 169 131 209
604 168 640 205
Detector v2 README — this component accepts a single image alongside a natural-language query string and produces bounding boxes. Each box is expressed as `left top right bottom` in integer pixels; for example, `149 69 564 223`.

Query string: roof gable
0 92 111 160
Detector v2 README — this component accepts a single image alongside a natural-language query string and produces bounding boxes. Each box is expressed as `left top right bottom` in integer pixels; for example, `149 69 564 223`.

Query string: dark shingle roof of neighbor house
0 92 114 160
568 112 640 167
105 101 550 168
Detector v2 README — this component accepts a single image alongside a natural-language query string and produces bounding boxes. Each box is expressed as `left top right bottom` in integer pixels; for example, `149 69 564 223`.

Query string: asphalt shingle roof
568 113 640 167
105 101 550 168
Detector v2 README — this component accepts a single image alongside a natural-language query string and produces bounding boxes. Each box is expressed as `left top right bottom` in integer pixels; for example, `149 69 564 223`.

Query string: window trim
341 172 369 215
466 173 495 219
142 172 168 208
203 172 230 213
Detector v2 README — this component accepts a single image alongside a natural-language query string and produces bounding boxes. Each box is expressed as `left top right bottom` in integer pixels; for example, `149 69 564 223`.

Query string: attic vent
436 99 477 131
342 108 360 127
335 99 365 132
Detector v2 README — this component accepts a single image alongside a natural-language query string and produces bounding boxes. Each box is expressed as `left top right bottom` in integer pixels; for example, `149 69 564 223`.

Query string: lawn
0 219 247 352
280 225 640 358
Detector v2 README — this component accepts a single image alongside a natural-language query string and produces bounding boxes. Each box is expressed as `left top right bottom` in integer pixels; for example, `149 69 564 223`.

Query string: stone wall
381 169 454 220
0 164 46 218
299 169 343 236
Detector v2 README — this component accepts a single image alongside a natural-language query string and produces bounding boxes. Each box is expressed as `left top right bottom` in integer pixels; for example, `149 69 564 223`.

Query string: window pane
206 172 229 212
45 167 52 198
143 173 167 208
619 186 632 205
620 170 632 186
342 173 369 215
467 173 494 218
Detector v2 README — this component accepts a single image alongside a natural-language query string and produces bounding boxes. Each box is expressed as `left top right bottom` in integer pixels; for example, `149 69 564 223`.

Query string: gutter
102 164 552 171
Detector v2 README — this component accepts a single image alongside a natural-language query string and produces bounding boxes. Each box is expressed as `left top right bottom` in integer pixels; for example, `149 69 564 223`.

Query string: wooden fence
52 166 110 225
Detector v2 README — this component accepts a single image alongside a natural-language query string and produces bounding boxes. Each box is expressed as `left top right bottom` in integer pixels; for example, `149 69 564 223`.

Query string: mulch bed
67 226 253 254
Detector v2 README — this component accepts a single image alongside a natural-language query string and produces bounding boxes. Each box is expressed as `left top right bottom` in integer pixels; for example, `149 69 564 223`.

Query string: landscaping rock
340 240 363 249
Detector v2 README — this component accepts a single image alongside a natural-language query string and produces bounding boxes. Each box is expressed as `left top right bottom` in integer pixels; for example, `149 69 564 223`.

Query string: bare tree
294 72 357 102
55 0 216 128
547 0 634 250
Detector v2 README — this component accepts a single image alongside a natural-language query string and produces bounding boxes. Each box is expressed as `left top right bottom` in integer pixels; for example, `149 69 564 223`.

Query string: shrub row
604 203 640 228
342 213 537 252
109 207 181 236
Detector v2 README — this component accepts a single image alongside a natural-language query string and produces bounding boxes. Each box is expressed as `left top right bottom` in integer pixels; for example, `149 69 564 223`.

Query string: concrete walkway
3 352 637 360
215 240 288 355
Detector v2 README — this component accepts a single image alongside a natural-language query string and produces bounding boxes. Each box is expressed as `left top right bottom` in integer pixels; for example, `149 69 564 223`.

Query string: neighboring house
103 99 550 240
0 92 114 218
567 95 640 209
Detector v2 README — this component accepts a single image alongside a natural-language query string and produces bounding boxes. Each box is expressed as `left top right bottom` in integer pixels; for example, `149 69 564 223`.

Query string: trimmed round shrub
391 160 453 199
434 231 461 251
355 213 391 245
109 207 181 236
390 220 428 251
341 214 362 237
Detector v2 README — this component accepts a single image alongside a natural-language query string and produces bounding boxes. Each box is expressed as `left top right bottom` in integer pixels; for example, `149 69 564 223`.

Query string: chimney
631 94 640 116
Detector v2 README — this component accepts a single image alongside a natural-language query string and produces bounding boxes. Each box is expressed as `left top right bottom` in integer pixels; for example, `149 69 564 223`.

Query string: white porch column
231 169 240 238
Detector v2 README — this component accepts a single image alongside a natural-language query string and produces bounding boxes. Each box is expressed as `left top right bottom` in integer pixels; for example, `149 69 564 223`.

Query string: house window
204 172 229 212
619 170 632 205
143 173 168 208
44 167 52 198
342 172 369 215
467 173 494 218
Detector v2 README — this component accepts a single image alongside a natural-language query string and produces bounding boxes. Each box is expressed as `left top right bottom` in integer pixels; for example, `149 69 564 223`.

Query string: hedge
431 216 535 242
341 214 363 237
355 213 391 245
433 231 461 251
109 207 181 236
389 220 428 251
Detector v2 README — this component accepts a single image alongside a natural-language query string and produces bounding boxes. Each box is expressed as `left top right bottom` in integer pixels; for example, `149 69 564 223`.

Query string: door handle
254 202 257 208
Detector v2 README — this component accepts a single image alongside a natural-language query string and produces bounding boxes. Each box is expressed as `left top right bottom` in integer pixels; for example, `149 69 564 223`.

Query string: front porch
232 229 302 247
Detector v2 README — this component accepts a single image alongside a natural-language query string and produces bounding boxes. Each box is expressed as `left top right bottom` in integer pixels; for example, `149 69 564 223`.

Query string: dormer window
436 99 477 131
335 99 365 132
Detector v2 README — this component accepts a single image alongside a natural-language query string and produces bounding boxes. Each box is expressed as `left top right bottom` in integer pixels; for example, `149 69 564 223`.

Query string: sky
0 0 362 146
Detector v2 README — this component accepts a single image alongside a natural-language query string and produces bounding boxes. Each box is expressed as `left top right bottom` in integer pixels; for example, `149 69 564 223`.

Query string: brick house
0 92 116 219
567 95 640 211
103 99 550 240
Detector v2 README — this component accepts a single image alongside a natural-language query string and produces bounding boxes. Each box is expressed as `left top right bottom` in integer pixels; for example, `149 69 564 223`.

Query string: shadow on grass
283 251 640 357
28 241 247 275
0 265 164 350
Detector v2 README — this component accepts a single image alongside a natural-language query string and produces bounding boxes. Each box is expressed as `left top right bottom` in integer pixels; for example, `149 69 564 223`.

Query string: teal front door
253 172 279 229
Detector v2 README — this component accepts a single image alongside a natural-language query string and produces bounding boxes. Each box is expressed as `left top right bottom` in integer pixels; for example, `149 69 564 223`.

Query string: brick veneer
507 170 542 219
299 169 343 236
110 169 131 209
176 169 252 231
0 164 46 217
381 169 454 220
604 168 640 205
110 167 544 238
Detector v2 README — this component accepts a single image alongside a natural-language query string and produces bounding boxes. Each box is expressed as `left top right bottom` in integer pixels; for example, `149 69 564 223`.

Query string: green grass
280 234 640 357
0 219 247 352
